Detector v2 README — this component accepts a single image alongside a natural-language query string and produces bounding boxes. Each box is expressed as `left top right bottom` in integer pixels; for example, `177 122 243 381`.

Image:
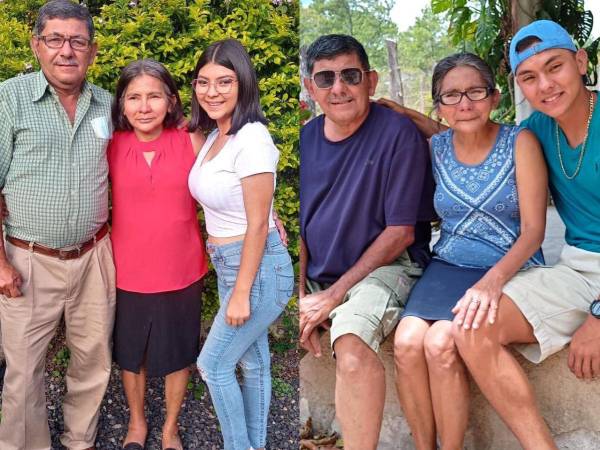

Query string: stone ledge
300 331 600 450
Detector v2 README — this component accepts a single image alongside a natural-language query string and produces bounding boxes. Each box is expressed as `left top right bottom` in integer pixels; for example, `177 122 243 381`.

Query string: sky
391 0 600 38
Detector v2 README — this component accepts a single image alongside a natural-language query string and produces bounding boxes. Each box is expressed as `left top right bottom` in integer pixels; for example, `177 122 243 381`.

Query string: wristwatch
590 299 600 319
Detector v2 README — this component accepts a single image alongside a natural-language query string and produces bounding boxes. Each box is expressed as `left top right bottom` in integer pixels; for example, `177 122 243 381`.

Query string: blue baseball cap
509 20 577 73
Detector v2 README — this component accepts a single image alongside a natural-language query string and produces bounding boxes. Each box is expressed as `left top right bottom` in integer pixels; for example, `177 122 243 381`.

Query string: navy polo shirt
300 103 436 284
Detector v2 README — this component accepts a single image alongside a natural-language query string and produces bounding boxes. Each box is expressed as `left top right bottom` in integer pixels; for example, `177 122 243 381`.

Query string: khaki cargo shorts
306 253 423 353
504 245 600 363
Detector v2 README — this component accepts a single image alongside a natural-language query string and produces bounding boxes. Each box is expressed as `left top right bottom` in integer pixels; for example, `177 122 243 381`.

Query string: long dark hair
112 59 184 132
189 39 267 135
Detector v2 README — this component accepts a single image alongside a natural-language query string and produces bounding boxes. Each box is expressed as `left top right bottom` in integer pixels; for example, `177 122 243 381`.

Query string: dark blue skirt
403 259 487 321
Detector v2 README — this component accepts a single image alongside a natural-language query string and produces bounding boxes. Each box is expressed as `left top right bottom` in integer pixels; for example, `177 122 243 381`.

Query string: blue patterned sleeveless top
431 124 544 269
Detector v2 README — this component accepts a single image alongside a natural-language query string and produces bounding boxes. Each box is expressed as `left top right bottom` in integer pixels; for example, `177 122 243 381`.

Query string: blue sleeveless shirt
431 124 544 269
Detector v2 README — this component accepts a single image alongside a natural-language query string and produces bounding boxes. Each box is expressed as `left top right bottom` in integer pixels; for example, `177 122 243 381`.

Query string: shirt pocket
90 116 112 140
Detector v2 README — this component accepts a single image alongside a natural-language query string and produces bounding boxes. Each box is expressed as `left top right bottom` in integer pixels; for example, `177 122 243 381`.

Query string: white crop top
188 122 279 237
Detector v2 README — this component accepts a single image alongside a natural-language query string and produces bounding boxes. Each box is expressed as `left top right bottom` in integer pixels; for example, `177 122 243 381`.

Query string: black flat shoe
123 443 144 450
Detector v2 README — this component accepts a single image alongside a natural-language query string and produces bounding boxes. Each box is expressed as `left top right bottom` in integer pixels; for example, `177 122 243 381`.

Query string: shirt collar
31 70 94 103
31 70 49 102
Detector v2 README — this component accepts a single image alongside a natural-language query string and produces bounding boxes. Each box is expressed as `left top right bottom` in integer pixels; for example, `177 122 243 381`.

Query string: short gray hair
34 0 94 40
431 53 495 107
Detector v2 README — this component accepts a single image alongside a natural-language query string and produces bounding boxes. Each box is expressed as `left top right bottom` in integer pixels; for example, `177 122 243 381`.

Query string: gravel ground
0 326 299 450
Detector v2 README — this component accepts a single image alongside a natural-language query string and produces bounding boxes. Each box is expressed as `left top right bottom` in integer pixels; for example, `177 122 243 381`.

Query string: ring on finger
471 296 481 304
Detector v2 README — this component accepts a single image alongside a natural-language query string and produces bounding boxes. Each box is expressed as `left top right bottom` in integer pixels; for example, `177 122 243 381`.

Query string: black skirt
113 279 203 377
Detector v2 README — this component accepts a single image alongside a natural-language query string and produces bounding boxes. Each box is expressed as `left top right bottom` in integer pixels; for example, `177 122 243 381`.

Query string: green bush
0 0 299 319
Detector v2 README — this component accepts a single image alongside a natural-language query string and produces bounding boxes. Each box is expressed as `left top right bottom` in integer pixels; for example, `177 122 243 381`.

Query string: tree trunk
512 0 542 124
419 72 425 113
300 45 317 118
386 39 404 105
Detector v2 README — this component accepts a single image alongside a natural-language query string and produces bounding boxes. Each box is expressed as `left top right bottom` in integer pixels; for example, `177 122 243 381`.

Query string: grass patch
272 376 294 398
270 298 298 354
188 379 206 400
52 347 70 377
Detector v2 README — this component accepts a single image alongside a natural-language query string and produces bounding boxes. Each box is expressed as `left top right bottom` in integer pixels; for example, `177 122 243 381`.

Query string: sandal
123 442 145 450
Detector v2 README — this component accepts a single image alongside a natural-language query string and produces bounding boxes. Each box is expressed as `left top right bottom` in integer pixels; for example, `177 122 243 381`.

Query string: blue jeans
197 231 294 450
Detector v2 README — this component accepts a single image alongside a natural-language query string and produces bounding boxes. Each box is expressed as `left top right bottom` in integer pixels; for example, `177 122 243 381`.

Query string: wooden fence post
386 38 404 105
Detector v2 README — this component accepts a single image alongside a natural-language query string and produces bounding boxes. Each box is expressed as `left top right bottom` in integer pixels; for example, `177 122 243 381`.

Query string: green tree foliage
431 0 516 120
300 0 398 71
431 0 599 120
396 7 457 113
537 0 599 85
0 0 299 318
0 0 43 79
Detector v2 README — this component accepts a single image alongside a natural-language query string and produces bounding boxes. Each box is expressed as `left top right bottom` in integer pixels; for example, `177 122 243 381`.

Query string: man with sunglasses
299 34 435 449
0 1 114 449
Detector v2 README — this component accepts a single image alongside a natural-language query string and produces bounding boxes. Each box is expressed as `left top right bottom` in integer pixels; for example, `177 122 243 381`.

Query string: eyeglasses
192 77 238 94
36 34 91 51
310 68 371 89
437 87 493 105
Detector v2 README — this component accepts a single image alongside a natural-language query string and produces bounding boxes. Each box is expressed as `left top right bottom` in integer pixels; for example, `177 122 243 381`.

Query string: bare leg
122 368 147 446
162 367 190 450
453 295 557 450
424 321 469 450
334 334 385 450
394 317 436 450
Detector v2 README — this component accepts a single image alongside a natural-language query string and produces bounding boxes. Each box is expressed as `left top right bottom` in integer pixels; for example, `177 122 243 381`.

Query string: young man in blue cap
380 18 599 449
450 20 600 449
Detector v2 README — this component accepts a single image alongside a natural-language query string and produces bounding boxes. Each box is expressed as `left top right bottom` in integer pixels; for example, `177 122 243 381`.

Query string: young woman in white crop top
188 39 294 450
189 121 278 237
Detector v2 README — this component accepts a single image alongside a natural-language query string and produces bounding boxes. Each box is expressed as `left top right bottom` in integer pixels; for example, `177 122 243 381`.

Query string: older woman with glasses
384 53 548 450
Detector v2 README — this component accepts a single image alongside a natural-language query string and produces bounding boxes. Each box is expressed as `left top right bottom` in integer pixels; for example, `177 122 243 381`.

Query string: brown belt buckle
58 247 81 260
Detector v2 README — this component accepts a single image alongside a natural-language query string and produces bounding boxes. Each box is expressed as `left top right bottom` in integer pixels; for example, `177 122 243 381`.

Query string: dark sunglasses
311 68 371 89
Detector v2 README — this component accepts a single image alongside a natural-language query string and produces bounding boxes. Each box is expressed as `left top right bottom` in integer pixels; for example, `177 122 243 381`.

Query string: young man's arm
568 306 600 380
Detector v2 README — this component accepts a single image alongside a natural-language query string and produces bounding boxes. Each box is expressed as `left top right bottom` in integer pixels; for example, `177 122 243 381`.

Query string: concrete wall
300 333 600 449
300 208 600 449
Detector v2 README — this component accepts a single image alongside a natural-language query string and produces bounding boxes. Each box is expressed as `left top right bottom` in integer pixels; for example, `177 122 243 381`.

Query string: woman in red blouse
108 59 208 450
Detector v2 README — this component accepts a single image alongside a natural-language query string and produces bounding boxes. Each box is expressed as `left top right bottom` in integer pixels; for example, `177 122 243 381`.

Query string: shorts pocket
336 265 410 342
368 264 414 305
274 259 294 308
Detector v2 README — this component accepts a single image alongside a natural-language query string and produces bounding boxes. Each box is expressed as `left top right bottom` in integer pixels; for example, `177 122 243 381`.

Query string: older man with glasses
0 1 115 449
299 34 436 450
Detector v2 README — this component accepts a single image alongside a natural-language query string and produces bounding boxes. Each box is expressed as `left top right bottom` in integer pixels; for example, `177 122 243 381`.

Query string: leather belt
6 223 109 260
